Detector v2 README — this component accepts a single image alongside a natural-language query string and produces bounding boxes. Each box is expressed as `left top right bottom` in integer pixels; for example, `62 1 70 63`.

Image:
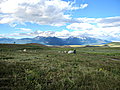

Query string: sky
0 0 120 41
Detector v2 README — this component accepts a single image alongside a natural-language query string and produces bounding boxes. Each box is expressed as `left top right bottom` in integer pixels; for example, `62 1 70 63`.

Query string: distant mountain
0 38 16 44
34 36 65 45
0 36 111 45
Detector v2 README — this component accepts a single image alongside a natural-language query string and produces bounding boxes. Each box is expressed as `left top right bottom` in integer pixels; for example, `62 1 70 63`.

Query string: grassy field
0 44 120 90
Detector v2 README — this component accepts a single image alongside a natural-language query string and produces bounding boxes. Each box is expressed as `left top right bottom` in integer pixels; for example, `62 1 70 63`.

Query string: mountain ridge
0 36 111 45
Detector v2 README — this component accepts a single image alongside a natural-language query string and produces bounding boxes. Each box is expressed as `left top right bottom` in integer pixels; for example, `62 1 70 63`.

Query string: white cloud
77 16 120 28
98 16 120 24
54 30 71 38
97 16 120 28
77 17 97 23
70 3 88 10
16 28 32 32
0 0 83 26
80 4 88 9
67 23 95 30
28 30 71 38
31 31 55 37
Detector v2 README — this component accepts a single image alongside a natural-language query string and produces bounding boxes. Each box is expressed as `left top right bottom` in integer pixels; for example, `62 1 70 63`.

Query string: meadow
0 43 120 90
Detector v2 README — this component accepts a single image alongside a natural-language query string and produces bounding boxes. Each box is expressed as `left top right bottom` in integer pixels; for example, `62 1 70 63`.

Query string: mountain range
0 36 111 45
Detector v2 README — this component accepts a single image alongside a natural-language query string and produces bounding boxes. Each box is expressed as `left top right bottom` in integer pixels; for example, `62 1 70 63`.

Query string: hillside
0 44 120 89
106 42 120 47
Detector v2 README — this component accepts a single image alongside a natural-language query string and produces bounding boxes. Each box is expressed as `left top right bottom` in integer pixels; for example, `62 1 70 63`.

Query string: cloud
66 23 95 30
30 31 55 37
70 3 88 10
97 16 120 28
28 30 71 38
16 28 32 32
1 30 79 38
98 16 120 24
77 16 120 28
80 4 88 9
77 17 97 23
0 0 83 26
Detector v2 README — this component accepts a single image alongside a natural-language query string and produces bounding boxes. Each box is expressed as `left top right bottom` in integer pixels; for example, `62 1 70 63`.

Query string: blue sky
77 0 120 18
0 0 120 41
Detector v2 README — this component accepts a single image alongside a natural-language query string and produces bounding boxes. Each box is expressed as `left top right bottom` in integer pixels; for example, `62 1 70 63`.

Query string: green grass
0 44 120 90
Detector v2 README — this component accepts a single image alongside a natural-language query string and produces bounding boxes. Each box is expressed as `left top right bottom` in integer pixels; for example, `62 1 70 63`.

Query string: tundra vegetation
0 43 120 90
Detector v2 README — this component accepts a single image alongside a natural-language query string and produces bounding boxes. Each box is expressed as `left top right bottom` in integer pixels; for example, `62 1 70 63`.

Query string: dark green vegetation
0 44 120 90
